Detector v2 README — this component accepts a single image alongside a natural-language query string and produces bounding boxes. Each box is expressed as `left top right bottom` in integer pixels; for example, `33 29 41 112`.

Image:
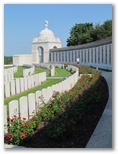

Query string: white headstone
4 105 8 133
35 90 43 112
10 80 15 95
36 74 39 86
31 75 34 88
28 93 36 118
9 100 19 119
15 78 20 94
20 78 24 92
27 76 31 89
41 88 49 104
24 77 28 91
4 82 10 98
19 96 28 120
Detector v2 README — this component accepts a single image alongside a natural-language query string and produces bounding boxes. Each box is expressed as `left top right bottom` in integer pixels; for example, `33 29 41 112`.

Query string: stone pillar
54 52 56 62
89 48 91 64
93 48 95 64
80 50 81 64
103 45 106 64
83 49 85 64
86 49 88 65
57 52 59 63
73 50 75 63
96 47 98 64
63 52 65 63
67 51 69 63
100 46 102 64
107 45 109 65
60 52 62 63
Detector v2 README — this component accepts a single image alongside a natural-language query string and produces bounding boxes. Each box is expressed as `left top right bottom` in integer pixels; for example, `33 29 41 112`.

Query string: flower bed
4 66 106 145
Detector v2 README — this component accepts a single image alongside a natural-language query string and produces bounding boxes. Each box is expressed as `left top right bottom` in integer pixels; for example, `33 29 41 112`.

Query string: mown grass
4 79 61 106
4 66 13 69
14 66 26 78
14 66 71 78
35 67 50 76
54 68 71 77
5 67 71 106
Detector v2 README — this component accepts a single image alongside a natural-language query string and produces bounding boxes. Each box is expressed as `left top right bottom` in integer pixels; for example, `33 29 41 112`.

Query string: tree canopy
67 20 112 46
4 56 13 64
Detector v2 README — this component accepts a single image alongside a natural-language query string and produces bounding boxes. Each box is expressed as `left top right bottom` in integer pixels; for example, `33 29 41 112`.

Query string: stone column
96 47 98 64
61 52 62 63
85 49 88 65
93 48 95 64
100 46 102 64
63 52 65 63
80 50 81 64
89 48 91 64
57 52 59 63
103 45 106 64
107 45 109 65
73 50 75 63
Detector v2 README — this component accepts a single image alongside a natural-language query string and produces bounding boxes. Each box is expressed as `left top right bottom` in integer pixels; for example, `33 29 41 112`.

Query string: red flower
23 118 26 121
18 134 20 137
22 132 27 138
24 123 28 127
11 118 15 122
6 134 12 139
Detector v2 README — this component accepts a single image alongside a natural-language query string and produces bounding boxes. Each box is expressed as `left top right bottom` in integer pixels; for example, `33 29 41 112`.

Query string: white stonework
13 21 61 65
9 100 19 119
19 96 28 120
28 93 36 118
32 21 61 64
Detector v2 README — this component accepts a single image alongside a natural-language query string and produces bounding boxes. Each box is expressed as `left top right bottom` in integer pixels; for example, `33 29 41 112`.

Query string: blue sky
4 4 112 56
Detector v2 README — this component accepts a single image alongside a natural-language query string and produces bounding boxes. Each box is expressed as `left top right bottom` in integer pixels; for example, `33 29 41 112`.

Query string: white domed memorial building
13 21 61 65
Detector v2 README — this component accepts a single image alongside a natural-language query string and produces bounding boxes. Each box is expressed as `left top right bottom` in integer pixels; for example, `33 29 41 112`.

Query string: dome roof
32 21 61 43
39 28 55 39
38 21 55 40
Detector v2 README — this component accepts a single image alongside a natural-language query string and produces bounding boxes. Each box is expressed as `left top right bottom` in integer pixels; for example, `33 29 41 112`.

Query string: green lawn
14 66 26 78
4 79 61 106
14 66 50 78
4 67 71 106
35 67 50 76
54 68 71 77
14 66 71 78
4 66 13 69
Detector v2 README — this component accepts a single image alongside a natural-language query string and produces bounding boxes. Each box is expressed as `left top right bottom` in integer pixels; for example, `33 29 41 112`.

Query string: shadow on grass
20 76 109 148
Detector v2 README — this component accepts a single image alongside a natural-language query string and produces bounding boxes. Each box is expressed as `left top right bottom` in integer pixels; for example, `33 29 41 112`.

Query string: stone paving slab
86 71 112 148
4 144 26 148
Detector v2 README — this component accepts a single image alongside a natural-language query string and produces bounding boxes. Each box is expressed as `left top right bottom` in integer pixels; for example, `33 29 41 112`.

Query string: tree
67 23 93 46
4 56 13 64
67 20 112 46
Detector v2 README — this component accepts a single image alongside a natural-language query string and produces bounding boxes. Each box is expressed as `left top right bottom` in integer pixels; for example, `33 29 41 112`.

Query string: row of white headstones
4 64 79 134
4 64 60 98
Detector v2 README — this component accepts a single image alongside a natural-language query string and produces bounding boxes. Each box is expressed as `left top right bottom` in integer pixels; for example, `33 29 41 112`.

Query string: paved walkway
86 71 112 148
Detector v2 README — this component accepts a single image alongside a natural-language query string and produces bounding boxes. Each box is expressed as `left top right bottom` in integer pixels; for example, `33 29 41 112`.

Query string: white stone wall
50 37 112 70
13 54 32 65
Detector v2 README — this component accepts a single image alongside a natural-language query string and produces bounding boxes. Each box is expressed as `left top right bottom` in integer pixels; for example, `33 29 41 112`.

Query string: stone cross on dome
45 21 48 28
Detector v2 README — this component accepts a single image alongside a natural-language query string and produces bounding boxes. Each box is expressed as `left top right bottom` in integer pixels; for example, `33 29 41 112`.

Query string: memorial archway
38 46 44 63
